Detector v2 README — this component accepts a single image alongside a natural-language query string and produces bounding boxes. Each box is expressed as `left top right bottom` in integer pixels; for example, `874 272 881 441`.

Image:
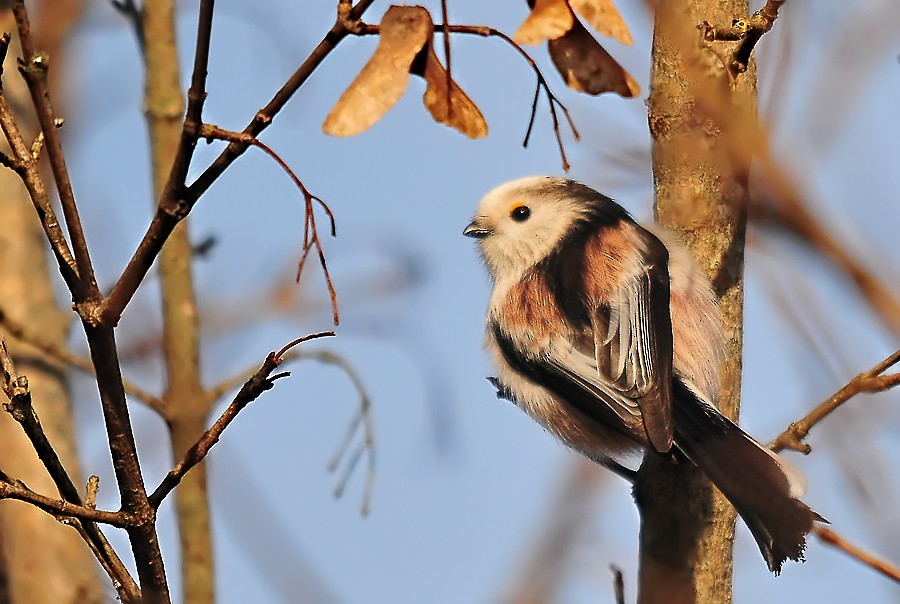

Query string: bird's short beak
463 219 492 239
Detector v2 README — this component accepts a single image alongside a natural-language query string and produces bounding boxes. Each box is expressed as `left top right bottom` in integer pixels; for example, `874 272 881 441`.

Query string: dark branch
0 336 141 601
0 34 80 291
13 1 98 300
148 332 335 508
96 0 377 327
0 471 131 528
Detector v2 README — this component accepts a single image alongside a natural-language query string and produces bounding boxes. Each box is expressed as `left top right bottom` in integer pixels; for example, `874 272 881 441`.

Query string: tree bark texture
636 1 755 603
0 5 103 602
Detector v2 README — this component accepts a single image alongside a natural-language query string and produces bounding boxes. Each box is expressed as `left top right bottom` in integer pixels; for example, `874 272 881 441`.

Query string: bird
464 175 819 573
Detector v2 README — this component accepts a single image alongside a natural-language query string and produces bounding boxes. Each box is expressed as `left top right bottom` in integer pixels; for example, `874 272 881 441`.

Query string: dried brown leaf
515 0 575 45
323 6 432 136
411 41 488 139
548 18 640 97
570 0 633 45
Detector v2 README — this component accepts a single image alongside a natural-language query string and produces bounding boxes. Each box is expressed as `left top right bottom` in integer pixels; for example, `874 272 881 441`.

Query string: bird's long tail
672 379 822 574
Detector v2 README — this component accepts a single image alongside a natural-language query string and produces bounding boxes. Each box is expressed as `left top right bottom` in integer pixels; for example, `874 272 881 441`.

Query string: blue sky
61 1 900 602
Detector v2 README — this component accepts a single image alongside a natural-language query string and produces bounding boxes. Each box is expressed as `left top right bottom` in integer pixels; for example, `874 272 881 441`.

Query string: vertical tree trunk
0 5 103 602
636 1 755 603
140 3 214 603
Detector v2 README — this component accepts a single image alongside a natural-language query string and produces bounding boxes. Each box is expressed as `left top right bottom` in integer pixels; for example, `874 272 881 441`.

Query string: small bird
464 176 818 573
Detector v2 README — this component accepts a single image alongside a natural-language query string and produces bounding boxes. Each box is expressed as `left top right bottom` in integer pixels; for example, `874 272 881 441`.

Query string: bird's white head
465 176 623 279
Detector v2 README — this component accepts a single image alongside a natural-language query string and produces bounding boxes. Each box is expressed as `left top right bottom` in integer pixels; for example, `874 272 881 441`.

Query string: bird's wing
552 235 675 452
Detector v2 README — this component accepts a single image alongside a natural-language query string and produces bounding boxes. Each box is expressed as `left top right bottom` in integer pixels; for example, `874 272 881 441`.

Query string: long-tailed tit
464 176 818 573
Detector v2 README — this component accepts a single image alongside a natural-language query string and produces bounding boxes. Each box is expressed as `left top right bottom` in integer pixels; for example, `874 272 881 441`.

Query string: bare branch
0 37 80 291
97 0 377 327
770 349 900 454
813 525 900 584
148 332 335 508
0 471 130 528
13 0 98 299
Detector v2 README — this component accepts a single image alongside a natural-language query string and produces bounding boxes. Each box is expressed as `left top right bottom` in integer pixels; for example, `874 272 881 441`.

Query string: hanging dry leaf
323 6 432 137
548 17 640 97
515 0 575 45
569 0 633 45
410 41 488 139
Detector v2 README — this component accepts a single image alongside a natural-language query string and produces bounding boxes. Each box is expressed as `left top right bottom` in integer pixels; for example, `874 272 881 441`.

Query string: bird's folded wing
587 238 675 452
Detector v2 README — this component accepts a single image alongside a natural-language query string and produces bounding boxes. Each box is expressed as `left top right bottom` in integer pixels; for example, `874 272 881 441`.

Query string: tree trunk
636 1 755 602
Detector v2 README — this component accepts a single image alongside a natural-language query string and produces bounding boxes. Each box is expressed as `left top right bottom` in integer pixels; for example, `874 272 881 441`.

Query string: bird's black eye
510 204 531 222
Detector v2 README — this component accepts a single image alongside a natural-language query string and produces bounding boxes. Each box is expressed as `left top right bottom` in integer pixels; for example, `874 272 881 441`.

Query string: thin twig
97 0 377 327
0 308 165 413
813 525 900 584
13 1 98 299
95 0 215 327
353 22 579 172
0 472 130 528
770 349 900 454
199 124 340 325
147 332 335 508
440 0 452 123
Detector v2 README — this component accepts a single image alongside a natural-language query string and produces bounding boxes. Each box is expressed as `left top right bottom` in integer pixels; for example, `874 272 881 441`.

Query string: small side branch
0 471 130 528
148 331 335 508
199 124 340 325
813 525 900 584
770 349 900 454
702 0 787 78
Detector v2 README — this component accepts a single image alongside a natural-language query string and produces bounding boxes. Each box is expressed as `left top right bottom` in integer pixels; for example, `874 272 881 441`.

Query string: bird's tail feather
672 380 821 574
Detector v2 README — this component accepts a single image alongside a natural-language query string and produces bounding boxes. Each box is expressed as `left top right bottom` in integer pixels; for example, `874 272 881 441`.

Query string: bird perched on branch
464 176 819 573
